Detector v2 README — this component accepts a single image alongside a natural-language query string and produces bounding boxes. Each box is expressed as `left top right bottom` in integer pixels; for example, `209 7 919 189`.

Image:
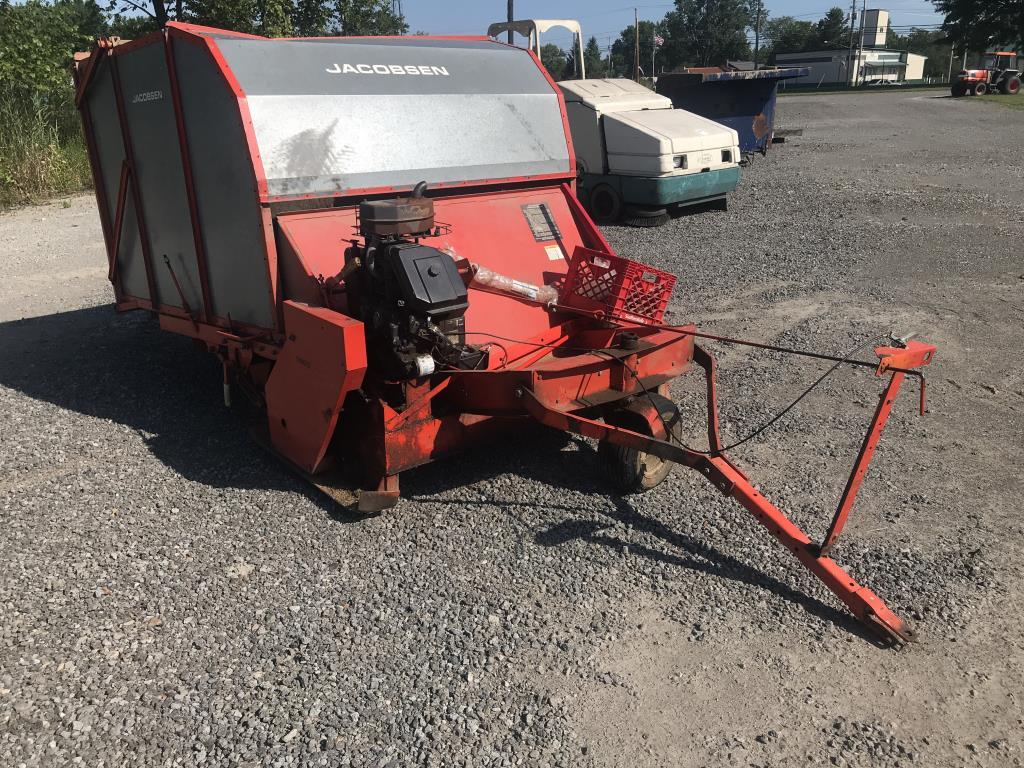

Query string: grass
778 84 949 97
0 87 92 209
974 93 1024 111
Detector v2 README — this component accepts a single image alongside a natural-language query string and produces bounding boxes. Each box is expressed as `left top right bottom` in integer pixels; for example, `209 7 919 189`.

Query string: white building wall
905 53 926 80
775 48 927 85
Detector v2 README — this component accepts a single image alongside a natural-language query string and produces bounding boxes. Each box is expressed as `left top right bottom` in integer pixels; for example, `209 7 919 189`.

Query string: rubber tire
598 393 682 493
972 81 988 96
1000 77 1021 95
951 83 967 98
588 183 623 224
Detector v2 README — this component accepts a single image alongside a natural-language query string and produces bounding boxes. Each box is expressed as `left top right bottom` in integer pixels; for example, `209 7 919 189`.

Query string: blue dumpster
656 68 809 156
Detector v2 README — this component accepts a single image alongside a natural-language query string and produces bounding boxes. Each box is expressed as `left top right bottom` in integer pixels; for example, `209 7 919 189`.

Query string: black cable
603 334 889 455
464 330 889 455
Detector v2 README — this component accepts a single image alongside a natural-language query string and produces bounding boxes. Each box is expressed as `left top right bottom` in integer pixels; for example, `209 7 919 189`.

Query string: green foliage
0 0 97 205
185 0 259 33
0 88 92 207
762 16 817 58
611 20 664 76
334 0 407 35
814 7 849 49
291 0 332 35
0 0 408 206
660 0 752 68
888 28 954 78
582 36 607 78
935 0 1024 53
0 0 98 92
539 43 567 78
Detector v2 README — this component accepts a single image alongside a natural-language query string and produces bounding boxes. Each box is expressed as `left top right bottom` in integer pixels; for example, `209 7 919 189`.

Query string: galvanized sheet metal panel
172 39 274 329
118 42 201 311
213 37 571 198
246 93 567 197
86 58 150 300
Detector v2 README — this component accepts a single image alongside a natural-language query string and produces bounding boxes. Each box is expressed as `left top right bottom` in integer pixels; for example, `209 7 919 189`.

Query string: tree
183 0 259 33
334 0 406 36
812 7 849 49
292 0 332 35
611 20 661 76
582 35 607 78
539 43 566 78
102 0 407 38
935 0 1024 53
660 0 752 68
0 0 97 93
888 27 954 78
762 15 816 58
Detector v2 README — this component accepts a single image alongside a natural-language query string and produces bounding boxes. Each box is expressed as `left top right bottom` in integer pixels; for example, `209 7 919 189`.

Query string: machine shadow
0 304 316 502
405 439 875 644
536 492 875 643
0 305 618 508
0 305 874 642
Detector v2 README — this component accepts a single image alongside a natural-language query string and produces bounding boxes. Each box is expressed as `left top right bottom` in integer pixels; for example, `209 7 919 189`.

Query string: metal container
656 68 809 156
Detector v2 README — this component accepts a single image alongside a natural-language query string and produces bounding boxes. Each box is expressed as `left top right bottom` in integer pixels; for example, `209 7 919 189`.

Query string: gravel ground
1 90 1022 767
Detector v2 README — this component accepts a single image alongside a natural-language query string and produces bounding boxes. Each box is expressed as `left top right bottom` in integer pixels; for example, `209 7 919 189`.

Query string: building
773 8 926 86
861 9 889 47
775 48 926 85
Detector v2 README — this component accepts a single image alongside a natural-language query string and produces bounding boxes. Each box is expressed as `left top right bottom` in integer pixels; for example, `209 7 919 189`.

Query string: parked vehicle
558 78 741 225
487 19 741 226
952 52 1021 97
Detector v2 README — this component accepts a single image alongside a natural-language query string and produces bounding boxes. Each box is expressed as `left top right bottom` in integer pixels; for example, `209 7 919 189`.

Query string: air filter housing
359 197 435 237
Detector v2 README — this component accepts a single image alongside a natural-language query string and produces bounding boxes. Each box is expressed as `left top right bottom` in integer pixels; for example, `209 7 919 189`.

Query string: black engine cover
386 243 468 321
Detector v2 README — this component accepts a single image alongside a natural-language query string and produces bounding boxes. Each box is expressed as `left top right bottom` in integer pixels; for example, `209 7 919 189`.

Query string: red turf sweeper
73 24 935 644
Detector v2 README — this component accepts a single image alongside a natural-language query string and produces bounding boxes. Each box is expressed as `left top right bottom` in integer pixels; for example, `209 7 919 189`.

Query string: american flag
654 34 665 47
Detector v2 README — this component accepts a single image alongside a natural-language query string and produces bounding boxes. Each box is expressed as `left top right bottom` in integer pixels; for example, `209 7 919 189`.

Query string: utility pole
847 0 857 86
633 8 640 82
855 0 866 87
753 0 763 70
507 0 514 44
947 46 955 81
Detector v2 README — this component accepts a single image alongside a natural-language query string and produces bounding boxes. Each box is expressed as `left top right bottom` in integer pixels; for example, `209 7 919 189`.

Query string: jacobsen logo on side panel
325 63 450 76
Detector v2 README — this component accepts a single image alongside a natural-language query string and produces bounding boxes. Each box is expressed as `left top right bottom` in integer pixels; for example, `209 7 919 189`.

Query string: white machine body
558 78 740 177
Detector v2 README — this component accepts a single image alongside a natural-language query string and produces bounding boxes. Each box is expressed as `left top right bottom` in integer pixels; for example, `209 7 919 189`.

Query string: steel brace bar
514 348 920 644
820 371 905 556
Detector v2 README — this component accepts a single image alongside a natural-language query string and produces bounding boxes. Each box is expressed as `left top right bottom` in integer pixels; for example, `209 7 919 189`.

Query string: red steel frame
515 338 936 645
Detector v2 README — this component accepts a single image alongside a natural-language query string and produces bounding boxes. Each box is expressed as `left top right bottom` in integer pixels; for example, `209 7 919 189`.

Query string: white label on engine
545 245 564 261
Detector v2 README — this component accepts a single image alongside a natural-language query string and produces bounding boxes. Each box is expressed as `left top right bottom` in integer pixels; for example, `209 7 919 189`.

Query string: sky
401 0 945 52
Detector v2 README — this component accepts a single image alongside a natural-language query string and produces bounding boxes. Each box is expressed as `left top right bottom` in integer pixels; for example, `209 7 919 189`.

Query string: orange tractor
952 51 1021 96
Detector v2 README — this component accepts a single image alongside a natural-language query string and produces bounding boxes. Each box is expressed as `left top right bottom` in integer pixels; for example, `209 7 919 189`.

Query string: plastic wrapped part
471 265 558 306
414 354 435 377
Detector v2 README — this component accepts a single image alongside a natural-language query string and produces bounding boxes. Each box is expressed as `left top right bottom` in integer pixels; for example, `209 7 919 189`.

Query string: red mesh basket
561 247 677 326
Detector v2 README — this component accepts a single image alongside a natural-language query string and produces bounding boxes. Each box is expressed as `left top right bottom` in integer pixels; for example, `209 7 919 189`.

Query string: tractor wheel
951 83 967 97
1000 76 1021 95
972 81 988 96
588 183 623 224
598 392 682 493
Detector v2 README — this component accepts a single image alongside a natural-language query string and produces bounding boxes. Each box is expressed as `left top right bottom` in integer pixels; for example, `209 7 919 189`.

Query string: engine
345 185 488 380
